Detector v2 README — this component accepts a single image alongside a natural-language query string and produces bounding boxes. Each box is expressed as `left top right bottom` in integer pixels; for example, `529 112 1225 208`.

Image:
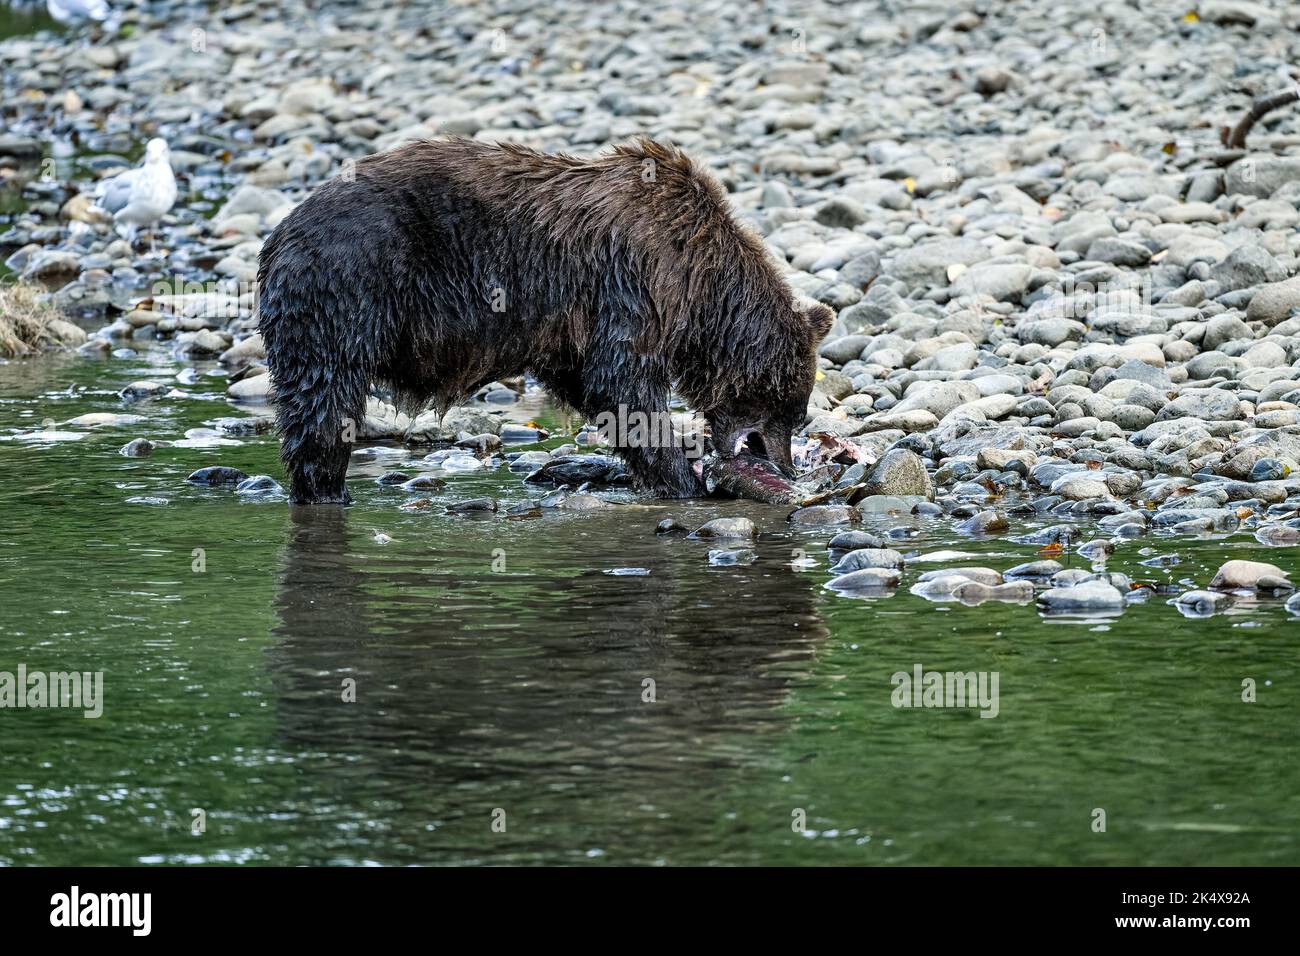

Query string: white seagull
47 0 111 24
95 138 177 252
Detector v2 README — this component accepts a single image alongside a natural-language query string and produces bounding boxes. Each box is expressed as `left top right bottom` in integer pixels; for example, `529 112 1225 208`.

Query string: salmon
703 453 806 505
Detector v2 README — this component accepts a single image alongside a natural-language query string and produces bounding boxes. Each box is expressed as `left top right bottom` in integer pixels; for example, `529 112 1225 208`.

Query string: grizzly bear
256 137 834 504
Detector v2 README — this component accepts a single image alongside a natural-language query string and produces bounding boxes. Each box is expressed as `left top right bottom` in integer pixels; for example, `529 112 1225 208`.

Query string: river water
1 345 1296 865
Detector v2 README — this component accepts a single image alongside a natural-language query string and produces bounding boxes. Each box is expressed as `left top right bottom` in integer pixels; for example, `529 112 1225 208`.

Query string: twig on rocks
1222 85 1300 149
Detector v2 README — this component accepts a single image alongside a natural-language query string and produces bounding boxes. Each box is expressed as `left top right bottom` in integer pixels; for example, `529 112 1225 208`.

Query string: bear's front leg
586 389 706 498
623 438 705 498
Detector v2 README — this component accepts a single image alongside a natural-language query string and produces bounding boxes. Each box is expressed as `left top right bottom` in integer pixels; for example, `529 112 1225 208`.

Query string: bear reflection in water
267 506 827 855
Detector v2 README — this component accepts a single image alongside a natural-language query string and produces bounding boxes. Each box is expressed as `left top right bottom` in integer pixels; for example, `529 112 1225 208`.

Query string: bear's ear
801 302 835 343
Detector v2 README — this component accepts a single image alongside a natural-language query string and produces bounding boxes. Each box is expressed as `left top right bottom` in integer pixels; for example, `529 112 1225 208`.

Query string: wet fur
257 137 833 503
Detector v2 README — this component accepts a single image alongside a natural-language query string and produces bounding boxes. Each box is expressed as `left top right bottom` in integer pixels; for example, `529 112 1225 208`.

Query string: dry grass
0 281 83 357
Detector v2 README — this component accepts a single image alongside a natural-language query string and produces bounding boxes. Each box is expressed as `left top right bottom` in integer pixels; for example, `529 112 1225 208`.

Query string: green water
0 345 1297 865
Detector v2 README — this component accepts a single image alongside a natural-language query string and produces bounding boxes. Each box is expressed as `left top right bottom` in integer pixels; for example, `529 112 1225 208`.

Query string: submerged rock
708 548 756 566
828 530 886 551
1037 580 1125 612
788 504 861 527
119 438 155 457
824 567 901 592
1171 590 1230 614
951 580 1034 604
187 466 249 485
690 517 756 539
235 475 284 495
446 497 498 513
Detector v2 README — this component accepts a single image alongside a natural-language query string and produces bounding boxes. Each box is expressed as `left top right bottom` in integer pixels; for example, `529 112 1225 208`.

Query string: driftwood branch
1223 86 1300 149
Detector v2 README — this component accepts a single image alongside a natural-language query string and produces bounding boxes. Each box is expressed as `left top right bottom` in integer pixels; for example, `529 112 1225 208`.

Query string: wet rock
552 493 614 511
788 505 861 527
708 549 756 566
917 566 1003 586
911 567 1006 598
187 466 249 485
955 510 1008 534
499 424 548 444
828 548 904 573
1011 524 1077 545
508 450 553 472
235 475 284 495
951 580 1034 604
827 530 886 551
119 380 170 401
1104 471 1141 497
525 454 627 486
1256 524 1300 545
1250 458 1290 482
1050 569 1093 588
65 413 145 428
1037 579 1125 612
1050 473 1110 500
227 372 272 403
426 451 483 472
1170 590 1230 614
824 567 901 592
1005 559 1064 579
851 494 923 514
1209 559 1288 590
119 438 155 457
446 497 498 513
690 517 756 539
219 334 265 366
977 448 1036 472
456 433 503 454
1255 574 1292 592
1077 539 1114 559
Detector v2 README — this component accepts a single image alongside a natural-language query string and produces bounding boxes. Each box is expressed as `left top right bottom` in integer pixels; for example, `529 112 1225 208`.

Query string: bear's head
706 301 835 477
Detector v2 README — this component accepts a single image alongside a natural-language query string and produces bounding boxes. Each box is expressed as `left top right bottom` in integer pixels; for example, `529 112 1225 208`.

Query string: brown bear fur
256 137 834 503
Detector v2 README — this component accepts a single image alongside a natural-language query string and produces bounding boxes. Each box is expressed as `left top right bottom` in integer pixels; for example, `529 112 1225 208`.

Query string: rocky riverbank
2 0 1300 618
